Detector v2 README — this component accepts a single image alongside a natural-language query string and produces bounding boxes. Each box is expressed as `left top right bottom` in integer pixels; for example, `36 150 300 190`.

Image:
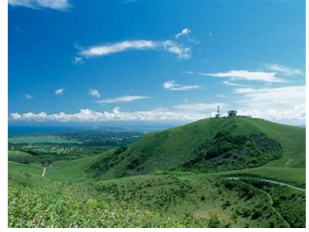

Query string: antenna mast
215 106 220 118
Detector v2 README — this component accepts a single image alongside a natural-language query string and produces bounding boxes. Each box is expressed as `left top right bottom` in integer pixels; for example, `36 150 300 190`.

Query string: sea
8 122 180 137
8 125 81 137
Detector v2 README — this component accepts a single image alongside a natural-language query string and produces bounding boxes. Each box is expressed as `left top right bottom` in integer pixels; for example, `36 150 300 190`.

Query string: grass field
43 149 115 183
8 135 77 144
8 162 42 175
8 150 33 157
8 162 44 187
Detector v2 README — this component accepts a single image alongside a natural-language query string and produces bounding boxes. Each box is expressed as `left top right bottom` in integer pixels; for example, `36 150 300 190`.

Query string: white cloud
174 103 227 112
8 102 223 123
184 70 283 83
97 95 150 104
163 80 199 91
55 88 65 96
9 94 305 125
8 108 201 122
236 105 306 126
79 40 191 60
72 57 84 65
25 94 33 99
162 40 191 59
89 88 101 98
264 63 303 76
233 85 305 109
163 81 177 89
10 113 22 120
175 28 191 39
202 70 284 83
222 80 249 87
8 0 71 10
231 85 306 125
80 40 156 57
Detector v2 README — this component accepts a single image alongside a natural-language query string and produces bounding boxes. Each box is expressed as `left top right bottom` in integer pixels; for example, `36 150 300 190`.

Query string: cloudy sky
8 0 305 125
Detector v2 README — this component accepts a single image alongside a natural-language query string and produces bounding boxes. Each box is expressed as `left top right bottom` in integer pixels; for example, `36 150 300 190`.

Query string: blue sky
8 0 306 125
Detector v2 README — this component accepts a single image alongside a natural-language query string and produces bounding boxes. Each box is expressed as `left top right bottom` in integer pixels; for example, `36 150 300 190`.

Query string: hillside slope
88 117 305 180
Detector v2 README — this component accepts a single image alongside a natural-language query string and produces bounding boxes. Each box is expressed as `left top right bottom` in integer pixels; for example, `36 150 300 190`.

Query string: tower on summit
215 106 220 118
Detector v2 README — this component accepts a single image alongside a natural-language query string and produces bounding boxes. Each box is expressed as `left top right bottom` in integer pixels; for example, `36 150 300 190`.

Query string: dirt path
228 177 305 192
257 179 305 192
239 179 290 228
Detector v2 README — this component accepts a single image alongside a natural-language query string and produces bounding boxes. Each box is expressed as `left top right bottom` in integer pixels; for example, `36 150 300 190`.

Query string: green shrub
8 183 214 228
114 146 127 155
251 208 262 220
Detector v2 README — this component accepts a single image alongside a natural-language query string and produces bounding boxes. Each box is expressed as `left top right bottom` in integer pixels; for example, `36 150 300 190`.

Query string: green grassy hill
47 149 115 183
8 150 33 157
8 149 115 184
88 117 305 180
8 117 306 228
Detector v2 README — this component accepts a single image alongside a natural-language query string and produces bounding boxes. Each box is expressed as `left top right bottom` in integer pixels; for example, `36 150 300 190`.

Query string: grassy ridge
91 117 241 178
88 117 305 179
8 162 42 176
46 150 115 183
8 150 33 157
8 150 39 164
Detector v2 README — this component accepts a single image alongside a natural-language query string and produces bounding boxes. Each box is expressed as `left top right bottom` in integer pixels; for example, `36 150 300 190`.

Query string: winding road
228 177 305 192
41 167 46 177
9 161 47 178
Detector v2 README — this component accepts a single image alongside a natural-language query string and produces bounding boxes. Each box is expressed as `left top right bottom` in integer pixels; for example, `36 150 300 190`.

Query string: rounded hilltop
88 116 305 180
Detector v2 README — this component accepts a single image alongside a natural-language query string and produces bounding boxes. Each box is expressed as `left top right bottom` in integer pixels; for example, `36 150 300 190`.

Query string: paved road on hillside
228 177 305 192
41 167 46 177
